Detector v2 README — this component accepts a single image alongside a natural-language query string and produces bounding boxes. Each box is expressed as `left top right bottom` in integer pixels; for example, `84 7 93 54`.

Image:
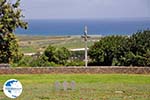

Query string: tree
0 0 27 63
88 35 128 66
55 47 71 64
89 30 150 66
122 30 150 66
129 30 150 55
43 45 71 65
44 45 57 63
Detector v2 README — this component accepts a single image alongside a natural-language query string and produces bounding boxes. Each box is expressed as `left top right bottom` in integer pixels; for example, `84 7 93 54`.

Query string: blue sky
20 0 150 19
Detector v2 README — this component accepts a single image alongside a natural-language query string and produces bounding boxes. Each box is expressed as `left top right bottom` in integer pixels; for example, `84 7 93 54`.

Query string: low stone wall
0 67 150 74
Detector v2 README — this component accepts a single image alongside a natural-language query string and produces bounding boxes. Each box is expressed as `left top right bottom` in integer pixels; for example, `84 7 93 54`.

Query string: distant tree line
88 30 150 66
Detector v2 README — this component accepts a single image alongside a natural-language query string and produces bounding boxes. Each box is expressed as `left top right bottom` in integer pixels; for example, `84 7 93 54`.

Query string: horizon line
23 17 150 20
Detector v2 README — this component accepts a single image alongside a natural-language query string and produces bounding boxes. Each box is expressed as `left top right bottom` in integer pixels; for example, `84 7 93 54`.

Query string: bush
66 60 84 66
43 45 71 65
89 30 150 66
88 35 128 66
13 55 59 67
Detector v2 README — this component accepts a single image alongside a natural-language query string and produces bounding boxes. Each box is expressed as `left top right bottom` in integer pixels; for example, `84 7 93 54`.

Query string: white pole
82 26 89 67
85 38 88 67
84 26 88 67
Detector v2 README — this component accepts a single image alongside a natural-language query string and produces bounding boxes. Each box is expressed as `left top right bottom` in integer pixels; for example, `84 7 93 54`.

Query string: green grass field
0 74 150 100
17 35 101 53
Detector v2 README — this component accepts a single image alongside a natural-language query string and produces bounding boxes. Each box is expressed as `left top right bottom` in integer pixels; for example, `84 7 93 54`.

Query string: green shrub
89 30 150 66
66 60 84 66
43 45 71 65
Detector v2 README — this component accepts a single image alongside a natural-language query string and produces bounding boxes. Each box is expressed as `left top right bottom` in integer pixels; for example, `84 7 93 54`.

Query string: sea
15 19 150 36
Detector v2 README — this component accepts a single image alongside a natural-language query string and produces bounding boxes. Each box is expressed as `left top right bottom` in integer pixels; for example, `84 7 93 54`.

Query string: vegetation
0 0 149 67
66 60 85 66
13 30 150 67
12 55 58 67
17 36 99 53
0 0 27 63
89 35 128 66
0 74 150 100
123 30 150 66
89 30 150 66
44 45 71 65
13 45 71 67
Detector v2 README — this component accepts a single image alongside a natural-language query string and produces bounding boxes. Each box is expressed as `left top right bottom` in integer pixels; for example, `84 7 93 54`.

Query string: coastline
16 34 103 39
15 19 150 36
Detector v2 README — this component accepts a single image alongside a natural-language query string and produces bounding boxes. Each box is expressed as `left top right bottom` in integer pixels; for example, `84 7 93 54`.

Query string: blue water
15 19 150 36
